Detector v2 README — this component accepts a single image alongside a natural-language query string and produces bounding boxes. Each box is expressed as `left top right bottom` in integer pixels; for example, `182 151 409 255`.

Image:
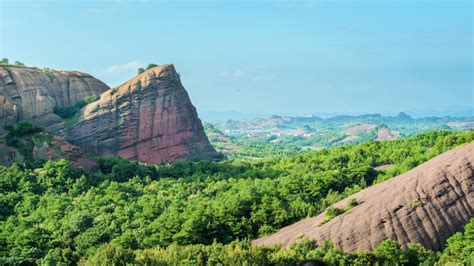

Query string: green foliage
137 68 145 74
346 198 359 209
319 207 345 225
2 121 43 160
53 95 99 127
438 218 474 265
85 94 99 103
0 58 25 67
13 61 25 66
208 114 474 159
42 68 55 81
53 101 85 120
318 198 360 226
110 88 118 95
76 238 447 265
0 130 472 264
146 63 158 70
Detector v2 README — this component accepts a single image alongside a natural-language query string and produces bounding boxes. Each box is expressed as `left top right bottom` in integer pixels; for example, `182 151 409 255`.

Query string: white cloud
105 61 142 75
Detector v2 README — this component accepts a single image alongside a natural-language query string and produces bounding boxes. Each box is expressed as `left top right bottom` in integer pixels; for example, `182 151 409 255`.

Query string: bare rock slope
0 66 109 133
67 64 219 165
254 143 474 251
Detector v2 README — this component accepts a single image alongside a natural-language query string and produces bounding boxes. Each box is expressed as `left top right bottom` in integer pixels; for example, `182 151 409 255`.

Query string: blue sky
1 0 472 117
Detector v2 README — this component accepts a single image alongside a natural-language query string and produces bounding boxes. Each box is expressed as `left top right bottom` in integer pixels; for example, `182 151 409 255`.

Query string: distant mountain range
206 112 474 158
200 109 474 122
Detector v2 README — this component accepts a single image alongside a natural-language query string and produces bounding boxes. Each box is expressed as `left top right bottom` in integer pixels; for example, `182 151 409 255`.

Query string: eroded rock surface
253 143 474 251
67 64 219 165
33 135 97 169
0 66 109 133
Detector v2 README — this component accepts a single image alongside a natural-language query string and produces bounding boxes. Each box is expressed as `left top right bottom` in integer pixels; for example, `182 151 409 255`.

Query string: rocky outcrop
253 143 474 251
32 135 97 169
67 64 219 165
0 143 23 166
0 66 109 134
1 64 219 166
0 132 96 169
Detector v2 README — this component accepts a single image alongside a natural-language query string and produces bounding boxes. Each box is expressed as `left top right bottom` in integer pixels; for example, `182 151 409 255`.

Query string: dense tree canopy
0 130 473 264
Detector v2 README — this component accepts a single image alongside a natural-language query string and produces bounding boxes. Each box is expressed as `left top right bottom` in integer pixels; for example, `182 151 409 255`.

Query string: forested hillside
1 130 473 264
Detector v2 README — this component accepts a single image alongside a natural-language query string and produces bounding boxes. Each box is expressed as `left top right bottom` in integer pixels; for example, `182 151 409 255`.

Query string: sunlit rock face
67 64 219 165
254 143 474 252
0 66 109 134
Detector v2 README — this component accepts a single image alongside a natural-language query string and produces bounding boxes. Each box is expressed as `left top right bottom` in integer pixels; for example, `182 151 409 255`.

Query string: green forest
1 130 473 265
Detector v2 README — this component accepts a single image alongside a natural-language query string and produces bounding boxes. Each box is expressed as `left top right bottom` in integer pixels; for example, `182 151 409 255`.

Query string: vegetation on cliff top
0 129 472 264
0 58 25 67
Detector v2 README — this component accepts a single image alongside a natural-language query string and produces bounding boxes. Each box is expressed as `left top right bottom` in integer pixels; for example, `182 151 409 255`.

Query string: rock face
67 64 219 165
32 135 97 169
0 66 109 134
0 132 96 169
0 64 219 166
253 143 474 251
0 143 23 166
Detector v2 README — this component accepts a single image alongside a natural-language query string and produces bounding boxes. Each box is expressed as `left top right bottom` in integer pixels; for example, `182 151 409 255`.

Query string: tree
374 240 403 264
146 63 158 70
137 68 145 74
14 61 25 66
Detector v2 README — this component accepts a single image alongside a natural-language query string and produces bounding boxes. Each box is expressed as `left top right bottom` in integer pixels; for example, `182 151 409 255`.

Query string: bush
146 63 158 70
3 121 43 159
319 206 345 225
54 94 99 120
3 121 42 139
84 94 100 103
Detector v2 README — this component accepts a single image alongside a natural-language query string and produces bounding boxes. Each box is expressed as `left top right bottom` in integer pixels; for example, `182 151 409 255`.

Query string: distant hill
207 113 474 158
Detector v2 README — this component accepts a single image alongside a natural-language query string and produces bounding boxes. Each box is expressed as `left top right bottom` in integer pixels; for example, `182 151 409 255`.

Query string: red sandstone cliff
253 143 474 251
1 64 219 166
0 66 109 134
66 64 219 165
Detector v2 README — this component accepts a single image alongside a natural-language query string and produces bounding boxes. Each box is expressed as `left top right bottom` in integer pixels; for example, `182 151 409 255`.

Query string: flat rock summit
254 143 474 251
0 64 219 165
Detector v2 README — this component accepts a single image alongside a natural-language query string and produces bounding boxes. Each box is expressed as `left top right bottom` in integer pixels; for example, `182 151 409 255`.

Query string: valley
205 113 474 159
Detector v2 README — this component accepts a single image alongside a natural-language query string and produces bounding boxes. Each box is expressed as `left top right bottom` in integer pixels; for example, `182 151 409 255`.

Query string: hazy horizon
1 0 472 115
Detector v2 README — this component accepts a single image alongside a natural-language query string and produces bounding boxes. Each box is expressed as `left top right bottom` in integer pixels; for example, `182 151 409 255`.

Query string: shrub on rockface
53 95 100 120
3 121 43 160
